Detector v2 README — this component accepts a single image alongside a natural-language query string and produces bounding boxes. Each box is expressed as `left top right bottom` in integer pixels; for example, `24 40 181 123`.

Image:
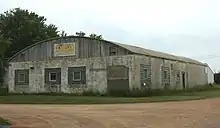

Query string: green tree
0 35 11 85
89 33 103 40
0 8 60 58
76 31 86 37
96 35 103 40
60 30 67 37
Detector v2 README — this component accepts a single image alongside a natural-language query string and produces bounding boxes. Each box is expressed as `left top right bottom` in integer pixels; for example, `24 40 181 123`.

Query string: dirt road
0 98 220 128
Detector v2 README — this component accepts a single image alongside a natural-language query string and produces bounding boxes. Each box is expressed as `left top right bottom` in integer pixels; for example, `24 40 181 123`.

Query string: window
164 70 168 79
68 67 86 85
45 68 61 84
49 72 57 82
18 73 25 82
171 64 174 70
177 73 180 78
15 69 29 85
73 71 81 81
143 69 148 78
109 46 116 56
140 64 151 80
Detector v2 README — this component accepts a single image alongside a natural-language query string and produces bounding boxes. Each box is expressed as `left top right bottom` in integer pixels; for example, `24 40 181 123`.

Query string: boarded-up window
15 69 29 85
175 71 181 85
161 66 170 88
164 70 168 79
68 67 86 85
140 64 150 80
140 64 152 87
45 68 61 84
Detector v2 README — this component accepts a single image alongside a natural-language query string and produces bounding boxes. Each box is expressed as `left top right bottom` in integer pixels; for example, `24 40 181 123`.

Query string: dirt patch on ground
1 98 220 128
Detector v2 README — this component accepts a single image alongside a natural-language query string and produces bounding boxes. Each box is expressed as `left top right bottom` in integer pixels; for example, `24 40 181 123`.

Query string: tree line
0 8 103 85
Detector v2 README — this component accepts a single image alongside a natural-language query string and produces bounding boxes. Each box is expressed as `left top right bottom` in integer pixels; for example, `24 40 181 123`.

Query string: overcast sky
1 0 220 72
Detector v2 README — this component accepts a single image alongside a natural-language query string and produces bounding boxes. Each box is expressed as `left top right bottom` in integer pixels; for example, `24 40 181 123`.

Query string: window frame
15 69 29 85
171 64 174 70
109 46 117 56
164 70 168 79
73 71 82 81
143 69 148 79
177 73 180 78
49 72 57 82
18 72 26 83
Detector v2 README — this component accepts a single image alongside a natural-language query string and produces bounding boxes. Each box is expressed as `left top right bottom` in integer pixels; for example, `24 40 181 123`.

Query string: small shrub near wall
0 117 11 126
0 87 8 96
105 84 218 97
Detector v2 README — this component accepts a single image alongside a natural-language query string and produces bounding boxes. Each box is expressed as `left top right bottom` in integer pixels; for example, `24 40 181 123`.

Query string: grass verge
0 117 11 125
0 85 220 104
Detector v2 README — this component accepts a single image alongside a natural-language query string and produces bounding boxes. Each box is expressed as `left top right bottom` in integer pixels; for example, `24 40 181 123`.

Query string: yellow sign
54 42 75 56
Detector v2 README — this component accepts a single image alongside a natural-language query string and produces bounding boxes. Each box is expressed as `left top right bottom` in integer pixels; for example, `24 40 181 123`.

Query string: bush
0 117 11 125
2 84 218 97
0 87 8 96
104 84 218 97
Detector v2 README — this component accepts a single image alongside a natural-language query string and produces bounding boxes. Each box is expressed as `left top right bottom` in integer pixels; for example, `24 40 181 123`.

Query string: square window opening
18 73 25 82
49 72 57 82
177 73 180 78
109 46 116 56
73 71 81 81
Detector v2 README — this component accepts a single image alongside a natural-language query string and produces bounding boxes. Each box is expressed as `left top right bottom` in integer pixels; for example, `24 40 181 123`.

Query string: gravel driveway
1 98 220 128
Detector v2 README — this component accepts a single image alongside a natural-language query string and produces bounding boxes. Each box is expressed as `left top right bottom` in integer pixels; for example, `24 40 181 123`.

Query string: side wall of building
6 54 208 93
6 55 138 93
133 55 208 90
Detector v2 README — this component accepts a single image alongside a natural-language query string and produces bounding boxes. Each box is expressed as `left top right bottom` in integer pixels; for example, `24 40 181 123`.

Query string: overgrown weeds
0 117 10 125
0 84 219 97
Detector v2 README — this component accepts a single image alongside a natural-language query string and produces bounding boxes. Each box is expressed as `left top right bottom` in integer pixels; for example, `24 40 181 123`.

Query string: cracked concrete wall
7 55 136 93
6 54 208 93
133 55 208 90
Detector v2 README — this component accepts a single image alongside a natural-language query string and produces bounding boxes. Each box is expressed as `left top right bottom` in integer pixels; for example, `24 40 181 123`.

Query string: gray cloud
0 0 220 71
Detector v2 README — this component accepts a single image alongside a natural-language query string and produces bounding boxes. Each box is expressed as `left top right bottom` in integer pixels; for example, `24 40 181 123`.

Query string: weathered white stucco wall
6 55 136 93
133 55 208 90
6 54 208 93
206 66 214 84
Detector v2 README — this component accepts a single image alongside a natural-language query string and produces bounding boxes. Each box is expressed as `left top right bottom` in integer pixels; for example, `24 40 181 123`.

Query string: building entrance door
182 72 186 89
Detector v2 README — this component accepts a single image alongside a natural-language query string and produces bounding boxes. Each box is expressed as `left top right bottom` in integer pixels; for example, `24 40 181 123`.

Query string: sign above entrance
54 42 75 57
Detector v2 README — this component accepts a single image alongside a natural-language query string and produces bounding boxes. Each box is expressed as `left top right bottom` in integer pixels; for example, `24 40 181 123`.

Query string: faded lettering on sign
54 42 75 56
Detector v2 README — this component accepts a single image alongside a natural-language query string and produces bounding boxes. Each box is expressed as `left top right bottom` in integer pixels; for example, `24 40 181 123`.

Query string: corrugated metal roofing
112 42 205 66
8 36 205 66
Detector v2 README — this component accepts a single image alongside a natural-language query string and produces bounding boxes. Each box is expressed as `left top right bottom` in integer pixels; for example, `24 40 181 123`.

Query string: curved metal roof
113 42 205 66
8 36 205 66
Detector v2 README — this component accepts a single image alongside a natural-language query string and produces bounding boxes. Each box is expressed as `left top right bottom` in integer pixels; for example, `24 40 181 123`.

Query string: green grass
0 86 220 104
0 85 220 104
0 95 203 104
0 117 10 125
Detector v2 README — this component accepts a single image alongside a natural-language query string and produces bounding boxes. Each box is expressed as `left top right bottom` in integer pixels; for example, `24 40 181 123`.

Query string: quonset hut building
4 36 213 93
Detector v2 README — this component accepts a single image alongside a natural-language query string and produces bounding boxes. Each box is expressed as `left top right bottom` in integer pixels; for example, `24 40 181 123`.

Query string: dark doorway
182 72 186 89
44 68 61 92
